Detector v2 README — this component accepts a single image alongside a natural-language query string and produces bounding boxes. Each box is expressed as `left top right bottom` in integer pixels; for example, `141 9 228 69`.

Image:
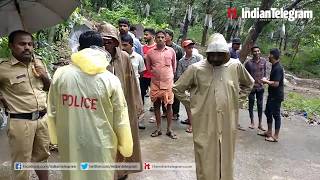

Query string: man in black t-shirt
261 48 284 142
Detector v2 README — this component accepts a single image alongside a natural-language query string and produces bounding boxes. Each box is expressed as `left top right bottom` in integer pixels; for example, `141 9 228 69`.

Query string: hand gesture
32 61 46 78
261 77 268 84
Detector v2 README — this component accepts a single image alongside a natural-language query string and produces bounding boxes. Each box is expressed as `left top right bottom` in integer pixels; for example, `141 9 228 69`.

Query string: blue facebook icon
15 162 22 170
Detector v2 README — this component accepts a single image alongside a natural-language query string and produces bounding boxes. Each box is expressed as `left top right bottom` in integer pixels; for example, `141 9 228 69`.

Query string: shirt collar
183 54 196 60
272 61 280 67
251 57 261 63
10 56 22 65
129 51 136 58
154 46 168 51
167 42 176 48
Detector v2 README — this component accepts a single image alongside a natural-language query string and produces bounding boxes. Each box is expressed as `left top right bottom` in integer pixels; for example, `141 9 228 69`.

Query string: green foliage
93 6 139 25
256 39 276 55
0 38 10 58
281 47 320 78
187 25 203 43
91 5 168 30
34 43 60 73
283 92 320 117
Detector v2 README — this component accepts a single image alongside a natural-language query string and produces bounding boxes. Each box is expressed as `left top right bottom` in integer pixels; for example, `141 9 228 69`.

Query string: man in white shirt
121 34 146 87
121 34 146 130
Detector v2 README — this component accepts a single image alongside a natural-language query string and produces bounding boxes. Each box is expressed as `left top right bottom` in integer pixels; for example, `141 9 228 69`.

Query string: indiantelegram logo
242 8 313 21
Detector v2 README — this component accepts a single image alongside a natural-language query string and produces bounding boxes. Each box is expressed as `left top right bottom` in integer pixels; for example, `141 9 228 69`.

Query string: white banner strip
143 163 196 171
14 162 78 170
80 162 141 171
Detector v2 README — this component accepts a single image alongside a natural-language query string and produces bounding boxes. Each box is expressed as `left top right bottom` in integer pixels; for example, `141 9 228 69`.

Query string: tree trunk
182 17 190 41
201 0 213 46
106 0 113 10
283 31 289 51
182 0 195 41
279 37 283 51
239 0 275 63
239 0 303 63
47 26 56 44
292 39 300 62
201 25 209 46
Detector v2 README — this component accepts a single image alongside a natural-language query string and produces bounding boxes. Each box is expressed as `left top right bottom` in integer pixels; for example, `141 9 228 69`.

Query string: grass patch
187 25 203 44
281 48 320 78
172 25 203 45
283 92 320 117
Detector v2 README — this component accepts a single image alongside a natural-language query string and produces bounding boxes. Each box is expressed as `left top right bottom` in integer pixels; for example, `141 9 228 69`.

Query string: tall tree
201 0 213 46
239 0 303 63
239 0 275 63
182 0 195 41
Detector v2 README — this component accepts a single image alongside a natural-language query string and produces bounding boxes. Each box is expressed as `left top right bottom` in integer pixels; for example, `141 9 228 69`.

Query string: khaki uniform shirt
0 56 47 113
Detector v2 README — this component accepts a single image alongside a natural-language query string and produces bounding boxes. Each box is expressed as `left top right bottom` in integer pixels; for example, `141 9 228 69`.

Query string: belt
9 110 47 121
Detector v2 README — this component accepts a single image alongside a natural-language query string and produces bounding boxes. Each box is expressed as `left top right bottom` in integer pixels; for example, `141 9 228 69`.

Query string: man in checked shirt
244 45 267 131
176 40 202 133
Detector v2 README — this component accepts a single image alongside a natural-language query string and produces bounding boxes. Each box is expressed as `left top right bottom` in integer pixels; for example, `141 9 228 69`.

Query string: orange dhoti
150 82 174 106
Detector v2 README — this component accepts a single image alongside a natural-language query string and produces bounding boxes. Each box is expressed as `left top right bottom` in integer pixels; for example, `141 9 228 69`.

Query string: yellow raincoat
97 22 143 178
173 34 254 180
47 48 133 180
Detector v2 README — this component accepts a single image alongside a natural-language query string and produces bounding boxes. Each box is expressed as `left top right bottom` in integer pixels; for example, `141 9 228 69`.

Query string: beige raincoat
47 48 133 180
98 23 143 177
173 34 254 180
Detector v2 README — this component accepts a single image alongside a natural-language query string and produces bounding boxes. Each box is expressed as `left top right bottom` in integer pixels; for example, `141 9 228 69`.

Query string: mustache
22 50 31 54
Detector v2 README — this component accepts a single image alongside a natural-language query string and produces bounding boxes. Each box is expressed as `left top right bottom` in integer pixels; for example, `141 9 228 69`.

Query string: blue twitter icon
80 162 89 170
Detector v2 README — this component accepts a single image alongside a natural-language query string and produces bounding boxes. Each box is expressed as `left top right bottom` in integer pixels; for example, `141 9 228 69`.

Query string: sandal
166 130 177 139
181 119 190 125
258 126 266 131
151 130 162 137
257 132 269 137
265 136 278 142
186 127 192 133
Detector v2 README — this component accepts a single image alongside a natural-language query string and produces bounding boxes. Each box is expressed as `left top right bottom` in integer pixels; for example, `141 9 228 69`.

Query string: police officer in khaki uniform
0 30 51 180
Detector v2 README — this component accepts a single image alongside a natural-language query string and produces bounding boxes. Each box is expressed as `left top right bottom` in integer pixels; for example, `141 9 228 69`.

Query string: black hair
251 45 260 51
130 26 136 31
269 48 281 60
155 30 166 36
144 28 156 35
78 31 103 50
164 29 174 38
118 18 130 27
121 34 133 46
8 30 33 44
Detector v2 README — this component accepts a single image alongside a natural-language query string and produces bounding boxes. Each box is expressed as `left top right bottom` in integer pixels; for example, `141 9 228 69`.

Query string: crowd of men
0 17 284 180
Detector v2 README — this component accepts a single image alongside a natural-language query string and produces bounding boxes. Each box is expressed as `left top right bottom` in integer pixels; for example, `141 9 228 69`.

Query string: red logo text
62 94 97 110
144 162 151 170
227 7 238 19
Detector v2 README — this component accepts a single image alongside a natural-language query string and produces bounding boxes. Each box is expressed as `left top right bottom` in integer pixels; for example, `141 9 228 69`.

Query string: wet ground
1 99 320 180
